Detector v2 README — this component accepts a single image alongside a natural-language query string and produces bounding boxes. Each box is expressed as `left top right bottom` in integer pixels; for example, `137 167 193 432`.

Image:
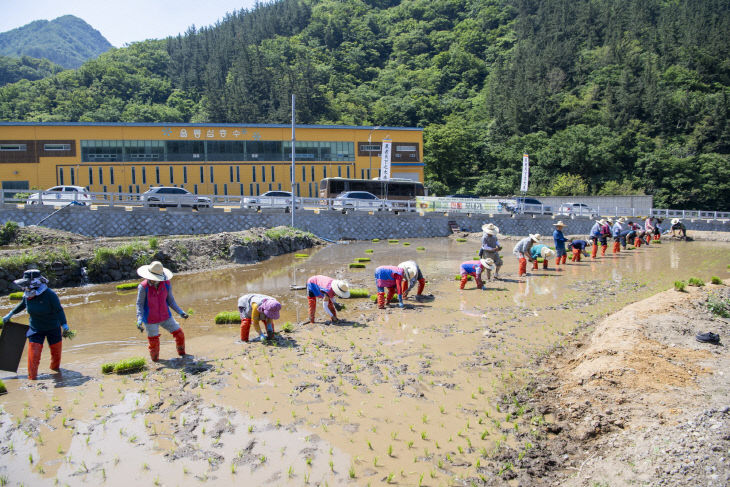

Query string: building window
236 166 240 182
70 168 75 185
278 183 281 190
249 183 254 196
183 166 187 184
98 167 103 185
118 185 122 193
128 185 133 193
135 185 139 193
347 166 350 178
252 166 256 182
0 144 26 151
223 184 228 195
110 167 115 184
311 166 315 181
103 185 107 193
194 184 198 194
199 166 204 183
58 168 64 185
323 166 327 178
239 183 243 195
338 166 341 177
142 167 146 185
44 143 70 151
169 166 174 184
131 167 136 184
302 166 306 181
155 167 160 185
214 184 218 195
261 165 265 182
271 166 275 181
210 166 214 183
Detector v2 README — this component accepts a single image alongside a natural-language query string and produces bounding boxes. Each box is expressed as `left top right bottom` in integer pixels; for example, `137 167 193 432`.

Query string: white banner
520 153 529 192
380 140 392 179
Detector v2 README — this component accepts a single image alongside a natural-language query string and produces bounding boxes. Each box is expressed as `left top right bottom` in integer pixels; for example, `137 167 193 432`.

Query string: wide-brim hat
331 279 350 299
259 298 281 320
399 261 419 280
479 258 496 272
530 233 541 243
13 269 46 288
481 223 499 235
540 247 555 258
553 221 566 227
137 261 173 281
597 219 606 225
671 218 680 225
617 217 626 223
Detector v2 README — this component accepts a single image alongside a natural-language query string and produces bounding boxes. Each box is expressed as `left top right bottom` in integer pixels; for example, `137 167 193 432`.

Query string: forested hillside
0 0 728 210
0 15 112 69
0 56 64 86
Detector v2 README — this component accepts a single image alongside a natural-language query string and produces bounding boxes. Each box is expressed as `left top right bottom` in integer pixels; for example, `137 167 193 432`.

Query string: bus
319 177 426 201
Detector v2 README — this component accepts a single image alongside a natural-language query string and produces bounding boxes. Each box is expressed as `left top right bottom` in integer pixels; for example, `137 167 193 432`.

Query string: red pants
591 244 598 259
460 274 483 289
645 234 651 245
571 248 581 262
612 240 621 253
518 258 527 276
532 260 548 270
635 237 642 248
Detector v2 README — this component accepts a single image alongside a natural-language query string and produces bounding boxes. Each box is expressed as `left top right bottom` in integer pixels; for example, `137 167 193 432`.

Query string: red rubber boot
416 279 425 296
542 259 549 269
601 245 607 256
307 297 317 322
385 288 396 305
591 244 598 259
240 318 252 342
459 276 468 290
147 335 160 362
561 254 567 264
49 341 62 371
518 258 527 277
172 329 186 356
27 342 42 380
612 240 620 253
377 292 386 309
532 260 539 270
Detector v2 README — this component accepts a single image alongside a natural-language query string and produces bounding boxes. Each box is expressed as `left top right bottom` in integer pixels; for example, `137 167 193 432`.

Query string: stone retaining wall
2 205 729 240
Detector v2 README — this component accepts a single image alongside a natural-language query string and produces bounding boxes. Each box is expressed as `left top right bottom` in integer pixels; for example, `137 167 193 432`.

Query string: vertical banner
520 153 530 192
380 139 392 179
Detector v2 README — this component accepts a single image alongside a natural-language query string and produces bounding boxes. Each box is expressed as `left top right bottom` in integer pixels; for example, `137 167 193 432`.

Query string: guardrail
650 209 730 220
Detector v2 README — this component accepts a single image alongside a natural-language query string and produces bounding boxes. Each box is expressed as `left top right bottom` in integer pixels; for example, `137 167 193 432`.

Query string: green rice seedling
454 275 473 281
329 460 334 472
386 473 394 483
0 380 6 395
101 363 115 374
654 239 662 243
407 440 414 449
288 466 294 478
112 357 146 374
421 431 427 440
349 465 356 478
418 473 424 486
282 322 294 333
115 282 138 291
388 444 393 457
355 257 371 262
388 239 399 243
456 238 467 242
688 277 705 287
369 294 398 303
365 249 374 253
627 246 635 250
148 237 158 250
295 254 309 258
416 246 425 251
8 292 23 300
349 263 366 268
403 242 411 246
711 276 723 285
373 456 378 467
215 311 239 324
348 288 370 298
674 281 686 292
372 238 381 242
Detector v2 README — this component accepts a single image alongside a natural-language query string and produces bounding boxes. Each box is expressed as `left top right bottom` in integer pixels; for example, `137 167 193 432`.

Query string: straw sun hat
540 247 555 259
671 218 680 225
481 223 499 235
331 279 350 299
479 258 496 272
529 233 541 243
552 221 566 227
399 261 419 281
137 261 173 281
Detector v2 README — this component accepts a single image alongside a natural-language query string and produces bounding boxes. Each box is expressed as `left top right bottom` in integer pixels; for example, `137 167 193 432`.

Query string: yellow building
0 123 424 197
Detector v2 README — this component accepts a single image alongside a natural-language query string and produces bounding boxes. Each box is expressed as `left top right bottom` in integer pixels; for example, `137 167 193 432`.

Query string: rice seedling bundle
215 311 240 324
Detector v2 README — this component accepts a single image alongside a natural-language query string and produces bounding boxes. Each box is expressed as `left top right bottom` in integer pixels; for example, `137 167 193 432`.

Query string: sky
0 0 260 47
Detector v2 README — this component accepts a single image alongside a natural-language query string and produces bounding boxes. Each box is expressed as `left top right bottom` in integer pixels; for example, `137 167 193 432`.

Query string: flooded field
1 238 729 486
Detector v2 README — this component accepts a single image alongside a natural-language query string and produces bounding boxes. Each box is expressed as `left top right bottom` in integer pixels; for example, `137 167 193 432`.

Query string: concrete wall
525 195 654 214
1 205 728 240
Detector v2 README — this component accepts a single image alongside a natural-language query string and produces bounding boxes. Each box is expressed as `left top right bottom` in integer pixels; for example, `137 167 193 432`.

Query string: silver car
241 191 299 210
26 185 92 206
332 191 390 211
140 186 211 208
558 202 599 218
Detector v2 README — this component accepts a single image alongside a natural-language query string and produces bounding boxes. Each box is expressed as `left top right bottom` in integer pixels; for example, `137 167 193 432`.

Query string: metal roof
0 122 422 131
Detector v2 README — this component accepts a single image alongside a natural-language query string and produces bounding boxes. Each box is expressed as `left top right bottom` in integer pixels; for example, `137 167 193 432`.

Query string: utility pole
291 95 296 227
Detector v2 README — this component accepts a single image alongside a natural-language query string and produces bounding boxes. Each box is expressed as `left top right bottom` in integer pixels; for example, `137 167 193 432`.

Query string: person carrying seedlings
2 270 71 380
512 234 540 277
136 261 188 362
553 221 568 268
589 220 604 259
670 218 687 239
479 223 503 279
529 244 556 270
600 219 612 255
611 217 626 253
398 260 427 300
644 216 655 244
238 294 281 342
459 258 495 289
374 265 413 308
628 221 644 247
569 239 591 262
305 275 350 323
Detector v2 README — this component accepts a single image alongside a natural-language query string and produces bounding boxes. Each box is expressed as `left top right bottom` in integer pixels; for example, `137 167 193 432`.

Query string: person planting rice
374 265 413 309
529 244 556 270
644 216 655 244
135 261 188 362
398 260 427 300
619 220 635 250
513 234 540 277
653 218 663 240
569 239 591 262
459 258 495 289
627 221 644 247
238 294 281 342
671 218 687 239
612 217 626 253
600 219 612 256
479 223 503 279
2 270 71 380
553 221 568 269
589 219 604 259
305 275 350 323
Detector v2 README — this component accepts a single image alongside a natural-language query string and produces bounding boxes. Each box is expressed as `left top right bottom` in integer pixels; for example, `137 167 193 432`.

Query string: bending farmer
136 261 188 362
398 260 427 300
3 270 70 380
238 294 281 342
306 275 350 323
513 234 540 277
459 258 495 290
374 265 413 308
529 244 556 270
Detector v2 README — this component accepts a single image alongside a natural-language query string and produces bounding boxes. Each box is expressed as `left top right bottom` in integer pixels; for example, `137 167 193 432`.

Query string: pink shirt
307 275 335 298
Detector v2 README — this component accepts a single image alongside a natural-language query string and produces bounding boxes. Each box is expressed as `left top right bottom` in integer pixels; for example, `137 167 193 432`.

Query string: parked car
505 197 552 215
557 202 599 218
140 186 211 208
241 191 299 210
332 191 390 211
26 185 92 206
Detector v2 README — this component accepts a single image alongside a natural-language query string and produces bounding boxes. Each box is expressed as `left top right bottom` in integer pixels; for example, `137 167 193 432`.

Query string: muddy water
1 238 728 486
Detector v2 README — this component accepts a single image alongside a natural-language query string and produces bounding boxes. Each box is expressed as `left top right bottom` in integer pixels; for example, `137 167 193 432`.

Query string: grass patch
456 238 467 242
674 280 686 292
348 288 371 298
388 239 399 243
8 292 23 300
115 282 138 291
0 221 19 246
455 275 473 281
355 257 371 262
0 379 6 394
349 263 366 268
215 311 240 324
371 238 380 242
102 357 146 375
370 295 398 303
416 246 425 250
364 249 374 253
403 242 411 246
282 322 294 333
687 277 705 287
148 237 159 250
706 295 730 318
89 241 150 273
710 276 723 285
295 254 309 258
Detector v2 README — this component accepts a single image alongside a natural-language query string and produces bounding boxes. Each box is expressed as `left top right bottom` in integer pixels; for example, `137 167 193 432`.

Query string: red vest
141 280 171 324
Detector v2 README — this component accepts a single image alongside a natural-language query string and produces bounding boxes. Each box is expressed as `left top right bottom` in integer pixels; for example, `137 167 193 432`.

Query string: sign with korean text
520 153 529 192
380 139 392 179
